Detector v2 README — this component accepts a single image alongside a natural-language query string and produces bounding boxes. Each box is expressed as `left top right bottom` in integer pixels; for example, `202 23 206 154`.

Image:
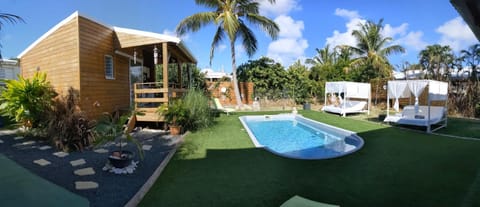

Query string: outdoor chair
213 98 236 115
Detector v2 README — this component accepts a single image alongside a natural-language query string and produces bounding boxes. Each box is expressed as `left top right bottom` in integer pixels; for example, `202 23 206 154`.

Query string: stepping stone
115 142 127 147
53 151 69 158
21 141 36 145
74 167 95 176
70 159 86 167
38 145 52 150
93 148 108 153
14 136 24 140
33 159 51 166
142 145 152 151
75 181 99 190
0 139 3 144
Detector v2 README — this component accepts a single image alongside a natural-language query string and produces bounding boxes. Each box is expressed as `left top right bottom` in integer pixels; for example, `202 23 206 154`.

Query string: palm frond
176 12 216 35
245 13 279 39
0 13 24 30
236 21 257 57
210 27 226 65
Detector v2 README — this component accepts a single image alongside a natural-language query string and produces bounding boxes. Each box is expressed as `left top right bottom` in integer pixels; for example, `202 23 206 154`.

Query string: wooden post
177 61 182 89
162 42 168 90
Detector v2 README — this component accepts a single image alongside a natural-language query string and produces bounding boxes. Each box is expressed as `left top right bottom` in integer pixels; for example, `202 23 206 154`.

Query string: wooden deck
133 82 186 122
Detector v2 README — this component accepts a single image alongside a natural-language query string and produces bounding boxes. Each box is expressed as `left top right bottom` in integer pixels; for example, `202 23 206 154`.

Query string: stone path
33 159 51 166
74 167 95 176
75 181 99 190
38 145 52 150
53 151 69 158
70 159 86 167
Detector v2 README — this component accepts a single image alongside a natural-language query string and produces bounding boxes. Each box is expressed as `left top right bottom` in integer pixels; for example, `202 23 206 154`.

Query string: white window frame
104 55 115 80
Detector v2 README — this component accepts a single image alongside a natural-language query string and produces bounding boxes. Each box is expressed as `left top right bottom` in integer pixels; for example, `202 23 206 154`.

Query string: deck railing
133 82 187 122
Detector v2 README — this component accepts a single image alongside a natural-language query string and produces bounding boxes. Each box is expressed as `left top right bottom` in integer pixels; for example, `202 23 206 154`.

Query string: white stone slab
74 167 95 176
14 136 24 140
93 148 108 153
70 159 86 167
21 141 36 145
75 181 99 190
38 145 52 150
0 139 3 144
53 151 69 158
142 145 152 151
115 142 127 147
33 159 51 166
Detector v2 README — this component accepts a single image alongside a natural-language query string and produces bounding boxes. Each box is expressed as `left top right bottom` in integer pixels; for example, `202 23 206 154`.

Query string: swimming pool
239 114 364 159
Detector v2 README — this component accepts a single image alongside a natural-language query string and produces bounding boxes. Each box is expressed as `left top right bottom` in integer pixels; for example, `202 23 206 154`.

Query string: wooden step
135 112 165 122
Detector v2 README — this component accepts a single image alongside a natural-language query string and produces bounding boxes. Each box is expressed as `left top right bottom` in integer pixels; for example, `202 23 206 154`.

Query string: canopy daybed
383 80 448 133
322 81 371 117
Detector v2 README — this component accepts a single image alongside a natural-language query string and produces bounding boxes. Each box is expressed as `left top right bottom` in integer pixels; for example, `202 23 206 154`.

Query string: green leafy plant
157 99 189 127
47 87 95 152
0 72 57 129
182 89 213 131
94 111 144 160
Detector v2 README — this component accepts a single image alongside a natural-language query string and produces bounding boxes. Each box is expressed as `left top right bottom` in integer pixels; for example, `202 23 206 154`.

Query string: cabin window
0 68 5 79
104 55 114 79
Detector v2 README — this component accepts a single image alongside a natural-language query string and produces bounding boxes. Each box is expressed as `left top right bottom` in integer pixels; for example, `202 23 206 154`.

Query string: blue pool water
239 114 364 159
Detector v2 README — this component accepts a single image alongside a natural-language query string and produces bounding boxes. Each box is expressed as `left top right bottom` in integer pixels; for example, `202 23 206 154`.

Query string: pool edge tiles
239 114 364 160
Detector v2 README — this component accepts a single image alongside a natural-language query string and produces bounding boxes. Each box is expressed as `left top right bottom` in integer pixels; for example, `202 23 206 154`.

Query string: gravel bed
0 129 179 207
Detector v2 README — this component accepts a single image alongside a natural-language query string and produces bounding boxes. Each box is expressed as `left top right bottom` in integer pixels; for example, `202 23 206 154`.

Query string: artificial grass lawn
139 111 480 207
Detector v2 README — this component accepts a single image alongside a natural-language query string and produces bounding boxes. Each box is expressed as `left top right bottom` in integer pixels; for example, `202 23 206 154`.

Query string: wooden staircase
133 82 186 122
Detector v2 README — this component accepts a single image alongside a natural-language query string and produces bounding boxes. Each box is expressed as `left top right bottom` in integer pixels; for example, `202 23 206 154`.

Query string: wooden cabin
18 11 196 122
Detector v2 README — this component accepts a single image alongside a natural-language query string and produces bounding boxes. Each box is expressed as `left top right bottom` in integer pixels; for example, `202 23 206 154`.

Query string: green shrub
182 89 213 131
0 72 57 129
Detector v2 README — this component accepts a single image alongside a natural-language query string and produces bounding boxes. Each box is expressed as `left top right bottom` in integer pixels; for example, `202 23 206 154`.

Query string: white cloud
258 0 301 16
395 31 428 51
325 11 364 48
436 17 477 51
326 8 428 57
267 38 308 65
334 8 360 20
275 15 303 38
382 23 408 38
266 15 308 66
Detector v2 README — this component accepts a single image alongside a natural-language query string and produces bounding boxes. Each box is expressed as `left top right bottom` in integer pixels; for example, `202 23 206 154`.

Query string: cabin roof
17 11 196 63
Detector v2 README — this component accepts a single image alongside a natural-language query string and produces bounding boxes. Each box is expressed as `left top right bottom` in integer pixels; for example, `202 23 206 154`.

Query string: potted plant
94 111 143 168
157 99 189 135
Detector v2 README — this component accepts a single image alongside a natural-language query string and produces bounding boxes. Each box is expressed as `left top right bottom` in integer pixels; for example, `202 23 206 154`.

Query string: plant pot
303 103 311 110
169 125 182 135
108 150 134 168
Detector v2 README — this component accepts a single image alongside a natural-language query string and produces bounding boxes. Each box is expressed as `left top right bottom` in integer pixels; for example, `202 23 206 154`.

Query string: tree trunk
231 40 243 108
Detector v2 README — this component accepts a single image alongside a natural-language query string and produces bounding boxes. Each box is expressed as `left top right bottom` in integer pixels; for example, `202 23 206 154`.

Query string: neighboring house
0 59 20 87
18 11 196 121
201 68 232 82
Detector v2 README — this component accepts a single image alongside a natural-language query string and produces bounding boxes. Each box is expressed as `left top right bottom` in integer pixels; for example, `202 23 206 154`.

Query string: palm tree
460 43 480 82
0 13 24 58
419 44 454 81
306 45 335 66
176 0 279 107
344 19 405 81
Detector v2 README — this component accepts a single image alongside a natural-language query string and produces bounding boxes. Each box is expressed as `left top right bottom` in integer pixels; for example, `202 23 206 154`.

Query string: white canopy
387 80 448 112
385 80 449 133
323 81 371 117
325 81 371 99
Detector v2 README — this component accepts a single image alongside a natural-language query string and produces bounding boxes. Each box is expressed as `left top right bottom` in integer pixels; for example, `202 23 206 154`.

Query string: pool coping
239 113 365 160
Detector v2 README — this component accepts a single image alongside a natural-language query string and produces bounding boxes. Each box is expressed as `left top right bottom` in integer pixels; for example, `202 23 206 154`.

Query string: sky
1 0 478 73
